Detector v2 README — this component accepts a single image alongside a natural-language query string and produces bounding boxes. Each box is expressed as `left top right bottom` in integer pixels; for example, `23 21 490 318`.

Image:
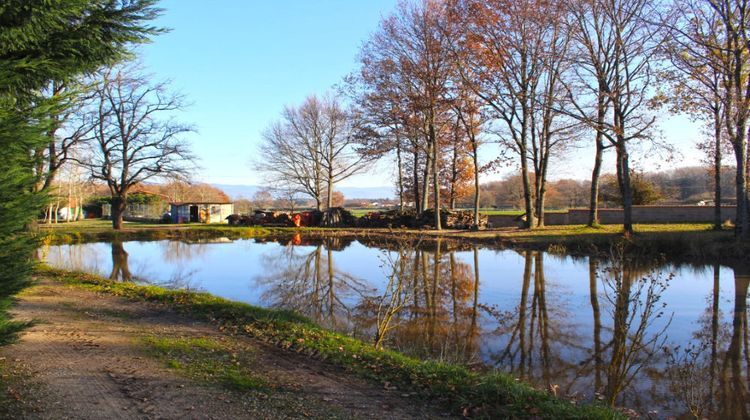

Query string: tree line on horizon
256 0 750 238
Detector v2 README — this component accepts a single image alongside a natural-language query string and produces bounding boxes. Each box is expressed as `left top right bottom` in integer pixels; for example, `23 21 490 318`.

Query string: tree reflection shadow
663 264 750 418
357 240 482 364
599 247 672 406
481 247 674 409
253 237 373 331
486 251 581 396
254 237 483 364
109 239 132 281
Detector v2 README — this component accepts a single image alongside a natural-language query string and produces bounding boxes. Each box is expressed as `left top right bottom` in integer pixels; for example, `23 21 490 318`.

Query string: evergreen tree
0 0 162 338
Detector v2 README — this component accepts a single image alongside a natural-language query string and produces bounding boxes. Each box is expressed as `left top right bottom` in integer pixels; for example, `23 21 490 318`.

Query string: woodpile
227 208 486 229
225 214 253 226
358 209 416 228
418 209 487 229
446 210 488 229
320 207 356 227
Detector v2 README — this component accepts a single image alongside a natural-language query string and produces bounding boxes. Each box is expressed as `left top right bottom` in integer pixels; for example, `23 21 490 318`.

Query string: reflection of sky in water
45 240 737 339
45 239 737 347
44 238 743 416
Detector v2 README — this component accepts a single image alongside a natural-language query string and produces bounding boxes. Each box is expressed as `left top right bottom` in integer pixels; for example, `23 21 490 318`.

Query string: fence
102 203 169 222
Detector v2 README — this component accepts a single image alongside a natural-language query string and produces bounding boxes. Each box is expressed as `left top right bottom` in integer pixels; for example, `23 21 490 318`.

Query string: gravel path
0 278 448 419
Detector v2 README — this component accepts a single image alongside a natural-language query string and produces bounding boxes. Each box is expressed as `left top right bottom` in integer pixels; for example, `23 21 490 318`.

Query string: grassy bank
41 266 620 419
38 220 292 245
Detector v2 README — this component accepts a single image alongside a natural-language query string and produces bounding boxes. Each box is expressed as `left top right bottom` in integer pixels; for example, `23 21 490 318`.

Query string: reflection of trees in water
252 237 746 415
254 239 373 331
599 248 672 407
159 240 209 263
44 243 104 273
482 248 674 411
109 240 132 281
354 240 482 365
256 238 483 364
719 266 750 419
663 264 750 418
485 251 582 396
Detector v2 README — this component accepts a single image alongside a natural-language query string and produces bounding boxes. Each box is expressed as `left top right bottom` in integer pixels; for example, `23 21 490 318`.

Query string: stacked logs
320 207 356 227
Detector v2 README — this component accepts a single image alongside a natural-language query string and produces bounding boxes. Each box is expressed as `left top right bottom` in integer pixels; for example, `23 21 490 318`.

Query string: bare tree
76 65 195 229
252 189 273 210
32 78 98 194
698 0 750 238
449 0 566 229
258 111 324 210
257 94 371 212
357 0 455 229
562 0 665 235
564 0 617 227
659 0 727 230
452 90 485 226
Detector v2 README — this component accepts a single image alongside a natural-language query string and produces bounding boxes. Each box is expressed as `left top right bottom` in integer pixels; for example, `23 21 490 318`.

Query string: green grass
39 219 293 245
348 209 371 217
143 336 267 391
475 223 750 264
43 266 621 419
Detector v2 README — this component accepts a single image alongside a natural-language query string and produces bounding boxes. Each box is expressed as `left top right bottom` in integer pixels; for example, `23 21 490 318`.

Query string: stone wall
487 206 736 227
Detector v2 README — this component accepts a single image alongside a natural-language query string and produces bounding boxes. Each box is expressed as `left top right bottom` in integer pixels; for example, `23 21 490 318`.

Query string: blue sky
139 0 704 189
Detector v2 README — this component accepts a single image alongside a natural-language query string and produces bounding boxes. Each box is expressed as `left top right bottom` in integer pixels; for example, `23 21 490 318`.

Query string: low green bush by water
43 266 621 419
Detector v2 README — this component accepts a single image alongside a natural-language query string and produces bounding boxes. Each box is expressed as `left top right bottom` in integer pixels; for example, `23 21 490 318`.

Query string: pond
42 235 749 418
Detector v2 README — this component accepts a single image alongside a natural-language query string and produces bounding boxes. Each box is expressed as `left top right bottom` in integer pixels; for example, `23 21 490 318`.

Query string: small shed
170 201 234 224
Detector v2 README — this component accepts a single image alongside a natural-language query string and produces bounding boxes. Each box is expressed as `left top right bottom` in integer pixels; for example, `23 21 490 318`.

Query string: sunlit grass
143 336 267 391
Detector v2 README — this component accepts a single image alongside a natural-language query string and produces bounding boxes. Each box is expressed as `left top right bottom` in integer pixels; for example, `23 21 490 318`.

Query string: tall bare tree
76 65 195 229
449 0 566 228
357 0 454 229
659 0 727 230
564 0 617 227
563 0 665 235
257 94 371 211
452 90 484 225
701 0 750 238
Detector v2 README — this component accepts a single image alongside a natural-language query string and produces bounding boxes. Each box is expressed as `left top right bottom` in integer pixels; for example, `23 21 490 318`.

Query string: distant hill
212 184 394 200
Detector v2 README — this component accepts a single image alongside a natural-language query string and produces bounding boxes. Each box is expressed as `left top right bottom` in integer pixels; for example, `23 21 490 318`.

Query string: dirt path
0 278 448 419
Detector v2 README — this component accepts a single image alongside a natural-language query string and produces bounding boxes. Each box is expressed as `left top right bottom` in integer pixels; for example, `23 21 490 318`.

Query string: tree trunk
733 139 749 238
450 140 458 211
471 140 480 227
111 195 127 230
520 150 534 229
431 125 442 231
413 146 421 214
536 176 546 228
616 141 634 236
714 109 723 230
588 101 606 227
396 131 404 212
422 139 432 214
326 177 333 210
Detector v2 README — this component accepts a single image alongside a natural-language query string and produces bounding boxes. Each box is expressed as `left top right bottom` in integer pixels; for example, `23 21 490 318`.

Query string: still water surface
43 236 750 418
